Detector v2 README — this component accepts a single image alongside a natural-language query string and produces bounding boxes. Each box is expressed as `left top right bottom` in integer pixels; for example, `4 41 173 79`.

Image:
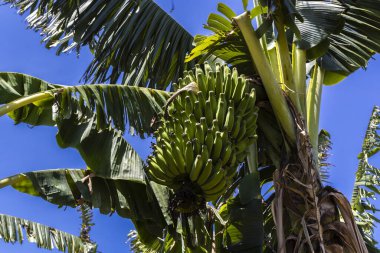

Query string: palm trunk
234 11 367 253
272 101 367 253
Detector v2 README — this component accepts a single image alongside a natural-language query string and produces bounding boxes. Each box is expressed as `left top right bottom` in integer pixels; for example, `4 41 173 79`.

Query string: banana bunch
147 63 258 205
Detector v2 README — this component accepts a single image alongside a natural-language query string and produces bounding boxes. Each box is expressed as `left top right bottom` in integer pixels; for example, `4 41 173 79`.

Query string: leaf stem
292 46 307 118
0 92 53 117
253 0 269 59
233 12 296 143
0 174 24 189
246 143 263 252
306 65 325 165
275 19 302 114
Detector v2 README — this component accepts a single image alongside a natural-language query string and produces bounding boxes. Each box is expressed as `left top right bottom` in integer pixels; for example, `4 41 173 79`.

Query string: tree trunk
272 104 367 253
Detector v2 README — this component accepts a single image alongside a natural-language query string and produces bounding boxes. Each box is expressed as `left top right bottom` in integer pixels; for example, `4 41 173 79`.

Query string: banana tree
1 0 380 252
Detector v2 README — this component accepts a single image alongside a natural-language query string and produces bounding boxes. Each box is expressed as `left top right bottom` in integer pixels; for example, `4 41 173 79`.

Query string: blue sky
0 1 379 252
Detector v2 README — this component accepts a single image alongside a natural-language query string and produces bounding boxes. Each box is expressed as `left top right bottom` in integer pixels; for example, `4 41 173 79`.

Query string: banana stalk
233 12 296 144
306 65 325 165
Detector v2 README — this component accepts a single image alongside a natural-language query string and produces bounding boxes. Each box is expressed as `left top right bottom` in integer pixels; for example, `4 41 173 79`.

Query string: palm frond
0 72 170 136
0 168 168 246
0 213 96 253
351 105 380 252
128 230 163 253
3 0 194 89
318 129 333 183
318 0 380 84
186 4 253 76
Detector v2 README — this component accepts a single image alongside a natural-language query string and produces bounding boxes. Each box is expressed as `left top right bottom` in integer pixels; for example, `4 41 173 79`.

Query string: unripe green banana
200 145 209 165
216 100 225 129
224 73 232 100
185 141 194 174
195 123 204 145
221 142 233 166
147 169 173 187
204 179 226 196
205 129 214 154
223 106 235 132
200 117 208 134
215 70 223 94
236 120 247 142
236 93 250 114
211 131 223 160
162 147 181 176
207 72 215 92
228 152 236 166
200 170 225 191
196 159 213 186
204 187 225 201
184 120 195 139
232 77 246 102
148 159 173 182
148 63 259 211
231 116 242 138
155 153 176 178
212 119 219 133
197 71 207 92
204 62 212 76
204 100 213 126
190 155 203 182
185 96 193 115
193 138 202 155
209 91 217 113
194 101 202 119
171 142 186 174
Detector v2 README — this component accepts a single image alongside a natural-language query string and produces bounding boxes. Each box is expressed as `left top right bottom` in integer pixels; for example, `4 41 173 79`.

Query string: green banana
216 100 225 129
184 120 195 139
190 155 203 182
205 129 214 154
197 72 207 92
211 131 223 160
221 142 232 166
171 142 186 174
209 90 217 113
236 93 250 114
155 153 176 178
200 145 209 165
204 179 226 196
231 116 242 138
148 159 173 182
148 63 259 212
232 77 246 102
236 120 247 142
204 100 213 126
185 96 193 115
200 170 225 191
212 119 220 133
194 101 202 119
223 106 235 131
195 123 204 145
224 73 232 100
196 159 213 186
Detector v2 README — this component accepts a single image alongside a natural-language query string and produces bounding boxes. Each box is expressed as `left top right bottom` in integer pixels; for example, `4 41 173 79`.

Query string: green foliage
1 0 380 252
0 72 170 135
318 129 333 183
219 196 263 252
0 72 60 126
351 106 380 252
0 213 96 253
3 0 194 89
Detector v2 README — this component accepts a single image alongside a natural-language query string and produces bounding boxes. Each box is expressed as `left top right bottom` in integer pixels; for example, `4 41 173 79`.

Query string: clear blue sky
0 1 379 252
